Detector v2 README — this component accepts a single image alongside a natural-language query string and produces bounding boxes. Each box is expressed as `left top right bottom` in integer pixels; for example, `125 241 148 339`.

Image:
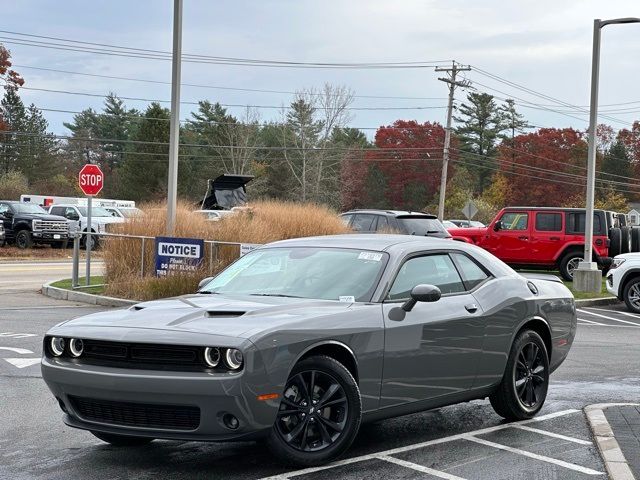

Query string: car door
488 211 531 263
0 203 13 240
530 211 564 263
380 252 485 408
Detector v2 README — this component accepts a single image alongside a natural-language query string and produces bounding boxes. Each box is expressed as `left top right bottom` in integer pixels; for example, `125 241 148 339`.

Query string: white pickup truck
48 204 124 248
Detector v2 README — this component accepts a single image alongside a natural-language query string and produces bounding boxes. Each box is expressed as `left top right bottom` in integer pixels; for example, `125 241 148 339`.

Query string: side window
500 212 529 231
0 203 8 215
388 254 465 300
375 215 389 232
50 206 64 216
64 207 79 220
452 253 490 290
351 214 376 232
567 213 603 235
535 213 562 232
340 214 353 226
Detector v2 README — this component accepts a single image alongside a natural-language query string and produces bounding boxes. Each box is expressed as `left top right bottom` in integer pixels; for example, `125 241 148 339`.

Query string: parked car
442 220 457 229
42 234 575 465
448 219 486 228
340 209 451 238
0 201 70 249
606 253 640 313
448 207 618 281
193 209 235 222
103 206 144 219
48 204 124 249
0 222 5 247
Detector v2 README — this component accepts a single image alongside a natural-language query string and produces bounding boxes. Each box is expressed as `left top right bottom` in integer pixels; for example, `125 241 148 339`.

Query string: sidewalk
605 405 640 478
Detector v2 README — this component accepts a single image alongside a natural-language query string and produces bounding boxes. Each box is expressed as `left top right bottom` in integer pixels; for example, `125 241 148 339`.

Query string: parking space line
379 456 466 479
577 309 640 326
463 436 602 475
578 318 607 326
589 307 640 319
258 410 582 480
511 425 593 445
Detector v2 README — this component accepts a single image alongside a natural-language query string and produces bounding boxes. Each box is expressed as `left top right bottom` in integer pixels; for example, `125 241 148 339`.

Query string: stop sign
78 164 104 196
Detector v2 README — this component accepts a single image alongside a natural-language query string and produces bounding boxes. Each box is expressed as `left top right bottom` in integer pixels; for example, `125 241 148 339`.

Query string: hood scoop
205 310 246 318
132 305 146 311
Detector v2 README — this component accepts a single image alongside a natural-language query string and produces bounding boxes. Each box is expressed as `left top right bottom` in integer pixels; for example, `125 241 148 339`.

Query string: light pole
574 17 640 292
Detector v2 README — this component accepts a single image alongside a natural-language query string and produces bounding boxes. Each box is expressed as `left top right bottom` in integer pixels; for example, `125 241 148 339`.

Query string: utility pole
435 62 470 221
166 0 183 235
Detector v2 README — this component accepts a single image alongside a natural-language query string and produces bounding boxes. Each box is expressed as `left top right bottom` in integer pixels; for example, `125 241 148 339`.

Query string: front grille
33 220 69 233
81 340 204 371
69 396 200 430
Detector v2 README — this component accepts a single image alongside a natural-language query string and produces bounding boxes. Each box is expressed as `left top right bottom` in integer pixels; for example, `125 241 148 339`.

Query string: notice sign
155 236 205 277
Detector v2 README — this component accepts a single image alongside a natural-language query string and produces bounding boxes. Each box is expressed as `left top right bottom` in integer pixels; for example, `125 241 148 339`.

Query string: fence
70 231 257 290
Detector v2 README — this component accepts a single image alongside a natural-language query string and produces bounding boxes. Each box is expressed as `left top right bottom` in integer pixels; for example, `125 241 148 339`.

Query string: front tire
490 330 549 421
90 431 154 446
15 230 33 249
267 355 362 466
622 277 640 314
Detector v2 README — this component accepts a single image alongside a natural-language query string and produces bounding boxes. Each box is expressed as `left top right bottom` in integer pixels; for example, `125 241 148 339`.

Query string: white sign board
462 200 478 220
240 243 261 256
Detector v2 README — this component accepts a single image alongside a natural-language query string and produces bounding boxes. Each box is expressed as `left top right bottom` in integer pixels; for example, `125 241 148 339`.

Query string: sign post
78 164 104 287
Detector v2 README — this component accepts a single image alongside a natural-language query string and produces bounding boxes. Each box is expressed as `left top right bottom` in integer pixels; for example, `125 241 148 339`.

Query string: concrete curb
41 280 137 308
585 403 640 480
575 297 620 307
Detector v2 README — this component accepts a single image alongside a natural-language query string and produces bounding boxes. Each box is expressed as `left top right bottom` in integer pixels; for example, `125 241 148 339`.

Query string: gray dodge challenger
41 234 576 465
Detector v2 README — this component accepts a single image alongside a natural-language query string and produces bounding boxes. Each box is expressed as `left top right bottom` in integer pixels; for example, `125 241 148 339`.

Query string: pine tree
0 86 28 174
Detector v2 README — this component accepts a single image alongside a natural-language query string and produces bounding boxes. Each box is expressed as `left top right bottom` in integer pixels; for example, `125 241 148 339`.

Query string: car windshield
397 217 448 236
77 207 113 217
14 203 47 214
120 208 143 218
200 247 388 302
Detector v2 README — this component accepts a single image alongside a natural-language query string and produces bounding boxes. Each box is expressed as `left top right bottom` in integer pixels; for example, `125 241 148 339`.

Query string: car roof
503 206 605 213
341 209 437 218
268 234 456 252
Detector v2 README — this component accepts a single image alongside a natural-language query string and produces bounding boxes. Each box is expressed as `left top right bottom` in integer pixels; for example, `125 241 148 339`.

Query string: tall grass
103 200 349 301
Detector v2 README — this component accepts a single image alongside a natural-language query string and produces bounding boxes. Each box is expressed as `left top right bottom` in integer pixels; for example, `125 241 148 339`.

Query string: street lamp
574 17 640 292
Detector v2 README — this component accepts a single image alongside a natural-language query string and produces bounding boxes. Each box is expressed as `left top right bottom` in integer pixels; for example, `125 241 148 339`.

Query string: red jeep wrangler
448 207 617 281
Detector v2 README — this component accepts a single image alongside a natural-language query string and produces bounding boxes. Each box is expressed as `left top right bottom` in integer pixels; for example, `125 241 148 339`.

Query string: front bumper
605 271 617 297
32 232 69 242
41 353 280 442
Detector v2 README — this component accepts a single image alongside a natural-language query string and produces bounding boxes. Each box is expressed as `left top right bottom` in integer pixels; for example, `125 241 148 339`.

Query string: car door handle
518 236 528 240
465 303 478 313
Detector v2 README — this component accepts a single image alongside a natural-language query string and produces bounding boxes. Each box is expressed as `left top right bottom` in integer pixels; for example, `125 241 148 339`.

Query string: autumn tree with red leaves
497 128 588 206
0 45 24 132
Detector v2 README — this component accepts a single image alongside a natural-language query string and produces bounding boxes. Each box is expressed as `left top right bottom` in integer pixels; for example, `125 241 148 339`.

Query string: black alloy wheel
490 329 549 420
15 230 33 249
268 355 361 466
514 342 547 410
276 370 348 452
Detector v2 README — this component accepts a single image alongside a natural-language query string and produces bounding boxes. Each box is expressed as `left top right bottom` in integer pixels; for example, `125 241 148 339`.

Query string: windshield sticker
358 252 383 262
339 296 355 303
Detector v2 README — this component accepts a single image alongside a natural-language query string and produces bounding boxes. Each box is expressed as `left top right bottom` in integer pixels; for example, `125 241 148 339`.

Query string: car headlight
50 337 65 356
224 349 244 370
203 347 221 368
611 258 626 270
69 338 84 357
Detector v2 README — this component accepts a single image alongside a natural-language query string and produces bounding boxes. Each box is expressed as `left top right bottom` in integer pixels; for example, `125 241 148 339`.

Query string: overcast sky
2 0 640 136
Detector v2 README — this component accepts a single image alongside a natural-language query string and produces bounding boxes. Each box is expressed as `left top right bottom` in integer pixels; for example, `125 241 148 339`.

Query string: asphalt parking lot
1 262 640 479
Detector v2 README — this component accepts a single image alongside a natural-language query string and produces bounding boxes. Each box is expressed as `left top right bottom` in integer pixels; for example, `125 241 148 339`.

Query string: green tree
0 86 28 174
600 139 633 200
454 92 504 193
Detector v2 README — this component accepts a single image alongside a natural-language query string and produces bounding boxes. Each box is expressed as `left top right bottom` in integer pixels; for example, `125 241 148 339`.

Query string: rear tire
559 251 582 281
621 226 632 254
90 431 154 446
267 355 362 466
490 330 549 421
622 277 640 314
609 227 622 257
631 227 640 253
15 230 33 249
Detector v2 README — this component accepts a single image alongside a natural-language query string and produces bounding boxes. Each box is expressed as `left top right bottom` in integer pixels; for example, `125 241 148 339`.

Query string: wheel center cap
309 407 315 414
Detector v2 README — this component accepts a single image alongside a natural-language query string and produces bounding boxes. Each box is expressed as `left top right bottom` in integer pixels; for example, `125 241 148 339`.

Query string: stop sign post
78 164 104 287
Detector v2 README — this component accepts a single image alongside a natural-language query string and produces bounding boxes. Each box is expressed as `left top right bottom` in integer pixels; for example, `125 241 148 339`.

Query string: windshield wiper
249 293 304 298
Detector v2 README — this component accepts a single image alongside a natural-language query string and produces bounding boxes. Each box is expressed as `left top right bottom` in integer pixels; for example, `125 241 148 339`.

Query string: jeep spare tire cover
609 227 622 257
632 227 640 253
621 226 632 254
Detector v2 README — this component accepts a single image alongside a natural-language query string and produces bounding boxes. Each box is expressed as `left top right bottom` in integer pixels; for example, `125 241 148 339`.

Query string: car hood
19 213 68 222
93 216 125 224
447 226 488 236
53 294 368 340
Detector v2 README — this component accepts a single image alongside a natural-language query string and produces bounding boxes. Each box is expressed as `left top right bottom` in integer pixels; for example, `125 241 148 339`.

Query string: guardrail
71 232 255 290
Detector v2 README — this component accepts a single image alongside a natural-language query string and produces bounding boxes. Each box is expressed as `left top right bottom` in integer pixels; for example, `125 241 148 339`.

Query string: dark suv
0 201 70 249
340 209 451 239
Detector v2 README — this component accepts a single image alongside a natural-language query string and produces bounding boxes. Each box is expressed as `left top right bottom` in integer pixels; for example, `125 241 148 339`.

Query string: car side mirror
3 211 13 219
493 221 502 231
198 277 214 291
401 284 442 312
67 213 79 221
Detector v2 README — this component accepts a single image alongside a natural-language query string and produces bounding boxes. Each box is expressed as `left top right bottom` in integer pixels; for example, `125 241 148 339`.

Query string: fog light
224 349 243 370
50 337 65 356
222 413 239 430
69 338 84 357
204 347 220 368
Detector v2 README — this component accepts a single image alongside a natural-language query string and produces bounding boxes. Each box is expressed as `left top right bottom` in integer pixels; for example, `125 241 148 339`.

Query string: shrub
0 170 28 200
103 200 349 301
